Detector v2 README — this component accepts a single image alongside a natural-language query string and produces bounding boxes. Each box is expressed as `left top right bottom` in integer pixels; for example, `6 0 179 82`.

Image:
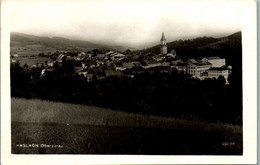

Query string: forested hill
141 31 242 66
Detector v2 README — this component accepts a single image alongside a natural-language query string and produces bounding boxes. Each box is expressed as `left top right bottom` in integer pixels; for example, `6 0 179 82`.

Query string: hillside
141 32 242 64
10 32 127 55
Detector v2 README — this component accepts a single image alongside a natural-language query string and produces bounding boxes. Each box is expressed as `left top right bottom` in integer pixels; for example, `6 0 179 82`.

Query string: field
11 98 242 154
11 57 51 66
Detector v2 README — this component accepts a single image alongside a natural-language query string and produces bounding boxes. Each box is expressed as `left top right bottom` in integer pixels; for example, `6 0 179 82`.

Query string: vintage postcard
1 0 257 164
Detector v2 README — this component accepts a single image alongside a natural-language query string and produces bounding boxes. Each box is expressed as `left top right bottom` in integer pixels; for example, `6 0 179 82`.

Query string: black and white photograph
1 0 257 164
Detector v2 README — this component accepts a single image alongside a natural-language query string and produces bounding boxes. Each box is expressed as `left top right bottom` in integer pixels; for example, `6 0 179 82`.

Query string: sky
6 0 244 49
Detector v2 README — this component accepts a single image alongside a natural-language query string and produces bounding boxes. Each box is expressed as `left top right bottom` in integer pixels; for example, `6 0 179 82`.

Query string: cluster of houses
11 32 232 83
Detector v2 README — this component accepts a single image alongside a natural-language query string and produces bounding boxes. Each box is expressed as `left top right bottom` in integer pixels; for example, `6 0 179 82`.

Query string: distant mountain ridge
10 32 128 53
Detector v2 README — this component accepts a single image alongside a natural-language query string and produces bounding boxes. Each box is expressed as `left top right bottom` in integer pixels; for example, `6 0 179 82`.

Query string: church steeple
160 32 167 54
161 32 166 41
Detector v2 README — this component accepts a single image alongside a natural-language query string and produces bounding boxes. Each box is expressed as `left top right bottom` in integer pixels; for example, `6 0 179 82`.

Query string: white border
1 0 257 164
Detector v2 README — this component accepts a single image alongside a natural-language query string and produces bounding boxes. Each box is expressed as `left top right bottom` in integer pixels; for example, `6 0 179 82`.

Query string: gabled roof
57 54 65 61
133 62 142 67
105 51 115 56
189 59 198 63
113 53 125 57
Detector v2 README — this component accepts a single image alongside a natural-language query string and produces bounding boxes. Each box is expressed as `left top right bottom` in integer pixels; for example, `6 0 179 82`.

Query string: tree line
11 62 242 124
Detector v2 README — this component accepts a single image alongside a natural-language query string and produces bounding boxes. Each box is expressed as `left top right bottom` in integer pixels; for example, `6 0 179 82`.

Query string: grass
11 98 241 132
11 97 242 154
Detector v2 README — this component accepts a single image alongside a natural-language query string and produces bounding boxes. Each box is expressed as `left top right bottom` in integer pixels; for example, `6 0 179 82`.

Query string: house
111 52 126 61
142 59 161 69
105 51 126 61
56 54 65 61
78 52 86 56
133 62 142 67
105 51 115 56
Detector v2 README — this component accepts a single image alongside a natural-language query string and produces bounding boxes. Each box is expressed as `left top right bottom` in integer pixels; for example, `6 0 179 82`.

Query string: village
11 32 232 83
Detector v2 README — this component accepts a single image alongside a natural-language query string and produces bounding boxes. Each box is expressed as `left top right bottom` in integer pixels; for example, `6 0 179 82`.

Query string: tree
217 76 226 86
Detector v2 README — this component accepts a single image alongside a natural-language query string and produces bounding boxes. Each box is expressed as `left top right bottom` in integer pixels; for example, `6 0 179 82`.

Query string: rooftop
189 59 198 63
195 62 212 66
207 56 222 60
208 67 231 71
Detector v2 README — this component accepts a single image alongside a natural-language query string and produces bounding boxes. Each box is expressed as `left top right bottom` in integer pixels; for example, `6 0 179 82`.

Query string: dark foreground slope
11 98 242 155
12 122 242 154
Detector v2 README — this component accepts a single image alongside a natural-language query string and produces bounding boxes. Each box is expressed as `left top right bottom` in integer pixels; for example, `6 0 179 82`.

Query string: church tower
160 32 167 55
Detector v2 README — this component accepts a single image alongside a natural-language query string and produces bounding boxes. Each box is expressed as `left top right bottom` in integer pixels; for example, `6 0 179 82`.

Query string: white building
207 67 230 81
186 57 231 84
187 59 212 77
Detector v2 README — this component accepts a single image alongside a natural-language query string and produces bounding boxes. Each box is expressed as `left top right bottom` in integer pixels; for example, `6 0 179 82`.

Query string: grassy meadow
11 97 242 154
